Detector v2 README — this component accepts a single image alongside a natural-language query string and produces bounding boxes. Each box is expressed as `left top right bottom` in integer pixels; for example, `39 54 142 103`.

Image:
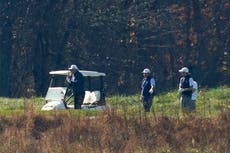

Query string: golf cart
41 70 107 110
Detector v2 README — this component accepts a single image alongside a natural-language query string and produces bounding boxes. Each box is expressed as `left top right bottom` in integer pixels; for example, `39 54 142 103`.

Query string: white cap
68 64 79 70
179 67 189 73
142 68 151 74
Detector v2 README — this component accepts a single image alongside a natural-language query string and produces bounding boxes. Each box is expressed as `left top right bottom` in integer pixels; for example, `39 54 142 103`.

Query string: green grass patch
107 86 230 116
0 86 229 116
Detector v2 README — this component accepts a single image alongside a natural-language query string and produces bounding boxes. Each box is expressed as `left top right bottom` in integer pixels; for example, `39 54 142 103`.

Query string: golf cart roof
49 70 106 77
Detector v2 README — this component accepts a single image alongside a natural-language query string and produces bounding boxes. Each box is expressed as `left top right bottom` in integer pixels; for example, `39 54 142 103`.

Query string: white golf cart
41 70 107 110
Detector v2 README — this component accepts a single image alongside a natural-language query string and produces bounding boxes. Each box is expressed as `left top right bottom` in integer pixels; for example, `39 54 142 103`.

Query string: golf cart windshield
45 87 67 101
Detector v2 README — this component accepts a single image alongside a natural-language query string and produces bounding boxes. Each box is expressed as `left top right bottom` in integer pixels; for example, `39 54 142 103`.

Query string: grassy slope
107 86 230 116
0 86 229 116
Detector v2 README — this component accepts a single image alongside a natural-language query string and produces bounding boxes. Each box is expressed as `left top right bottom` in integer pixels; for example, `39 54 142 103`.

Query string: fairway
0 86 229 117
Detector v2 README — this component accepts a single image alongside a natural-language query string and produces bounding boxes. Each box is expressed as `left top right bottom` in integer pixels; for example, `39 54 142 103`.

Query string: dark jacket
68 71 85 95
141 76 153 97
180 75 192 96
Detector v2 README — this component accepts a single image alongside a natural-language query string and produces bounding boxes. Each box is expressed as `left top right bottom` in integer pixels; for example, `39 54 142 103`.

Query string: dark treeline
0 0 229 97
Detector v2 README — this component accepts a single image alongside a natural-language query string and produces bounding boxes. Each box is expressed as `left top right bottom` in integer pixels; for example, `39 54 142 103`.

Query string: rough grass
0 86 229 152
0 108 229 153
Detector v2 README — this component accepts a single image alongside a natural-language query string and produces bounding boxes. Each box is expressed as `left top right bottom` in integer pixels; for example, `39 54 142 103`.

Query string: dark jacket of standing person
66 64 85 109
68 70 85 95
178 67 194 112
179 74 193 97
141 76 154 98
141 68 155 112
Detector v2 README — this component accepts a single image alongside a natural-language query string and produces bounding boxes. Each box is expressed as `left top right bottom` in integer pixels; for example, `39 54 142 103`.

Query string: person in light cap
140 68 156 112
68 64 79 70
66 64 85 109
178 67 194 113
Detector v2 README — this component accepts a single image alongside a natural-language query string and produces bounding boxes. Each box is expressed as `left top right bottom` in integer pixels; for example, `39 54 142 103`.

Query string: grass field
107 86 230 117
0 86 229 116
0 86 229 152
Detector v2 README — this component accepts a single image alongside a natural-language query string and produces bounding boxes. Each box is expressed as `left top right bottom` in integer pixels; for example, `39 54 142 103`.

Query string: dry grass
0 106 229 153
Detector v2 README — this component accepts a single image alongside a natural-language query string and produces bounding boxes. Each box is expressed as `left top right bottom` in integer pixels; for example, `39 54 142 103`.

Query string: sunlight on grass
0 86 229 117
0 87 229 152
107 86 229 116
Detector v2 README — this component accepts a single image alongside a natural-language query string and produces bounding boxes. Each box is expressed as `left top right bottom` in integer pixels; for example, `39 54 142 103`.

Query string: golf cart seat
83 91 101 105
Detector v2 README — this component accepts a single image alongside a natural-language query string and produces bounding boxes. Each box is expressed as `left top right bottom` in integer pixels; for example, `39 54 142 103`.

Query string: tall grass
0 107 229 153
0 86 229 152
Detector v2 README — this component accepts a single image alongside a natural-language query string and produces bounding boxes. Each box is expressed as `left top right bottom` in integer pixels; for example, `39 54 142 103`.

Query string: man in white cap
140 68 155 112
178 67 194 113
66 64 85 109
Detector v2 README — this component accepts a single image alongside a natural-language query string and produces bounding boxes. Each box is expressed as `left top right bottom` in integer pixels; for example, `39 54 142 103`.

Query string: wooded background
0 0 229 97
